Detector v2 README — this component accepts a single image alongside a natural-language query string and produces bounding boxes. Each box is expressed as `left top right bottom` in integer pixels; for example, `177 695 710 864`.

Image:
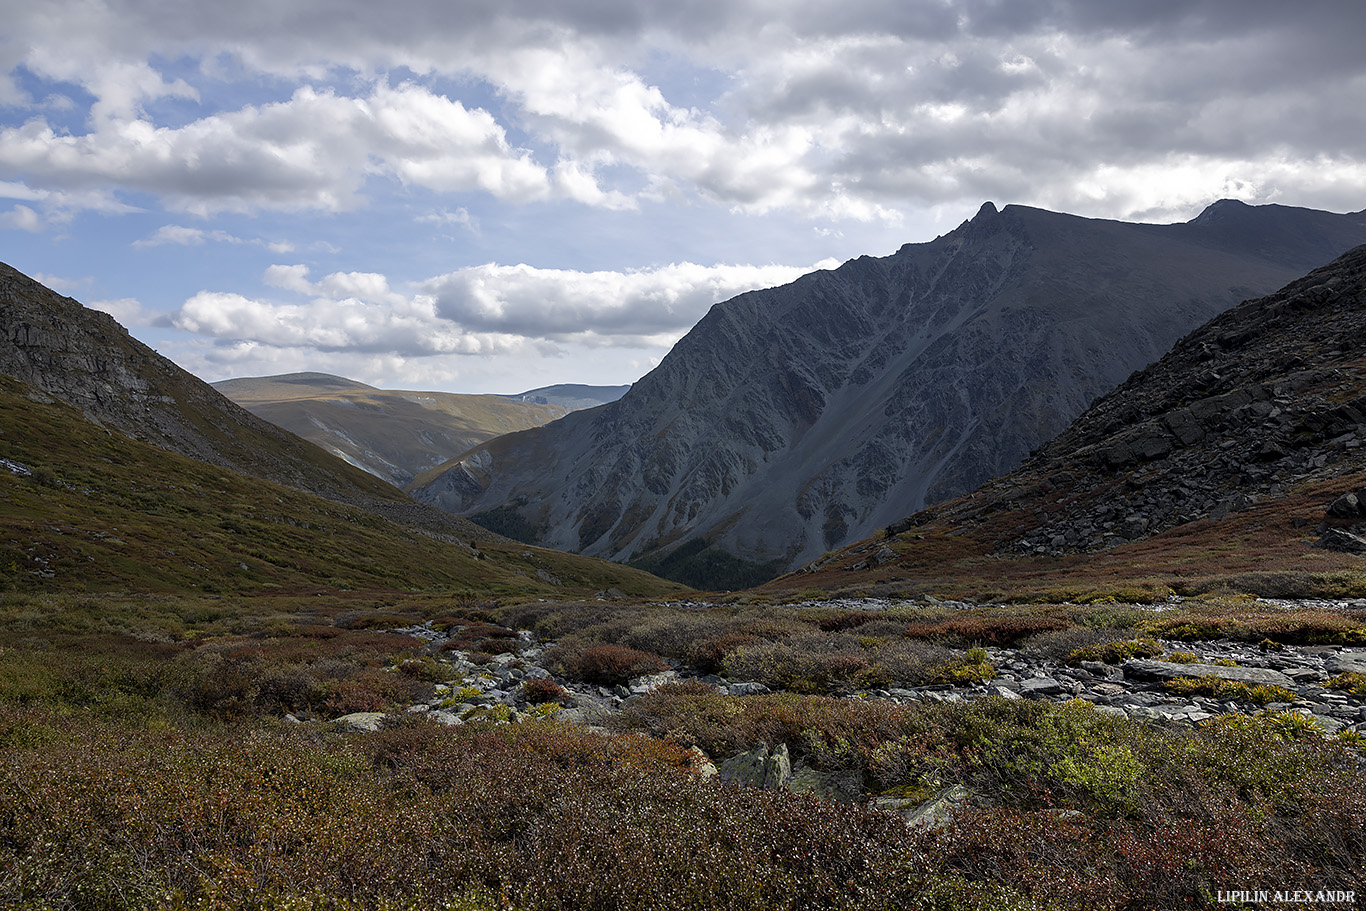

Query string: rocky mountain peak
410 203 1366 584
914 243 1366 557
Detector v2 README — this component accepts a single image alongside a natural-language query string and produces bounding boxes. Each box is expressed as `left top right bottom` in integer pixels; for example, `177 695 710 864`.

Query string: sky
2 1 1364 394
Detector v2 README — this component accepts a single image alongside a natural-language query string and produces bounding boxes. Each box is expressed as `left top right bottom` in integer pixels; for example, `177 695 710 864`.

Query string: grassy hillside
216 373 573 486
0 374 681 599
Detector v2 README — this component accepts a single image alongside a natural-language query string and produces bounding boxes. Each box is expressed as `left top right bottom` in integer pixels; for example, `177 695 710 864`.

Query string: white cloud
5 2 1365 225
88 297 144 325
133 224 295 251
170 259 832 366
0 82 559 214
425 260 836 340
0 203 41 231
30 272 90 293
415 207 476 230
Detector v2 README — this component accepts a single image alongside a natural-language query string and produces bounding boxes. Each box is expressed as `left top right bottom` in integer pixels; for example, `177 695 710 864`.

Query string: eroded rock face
916 242 1366 558
412 202 1366 571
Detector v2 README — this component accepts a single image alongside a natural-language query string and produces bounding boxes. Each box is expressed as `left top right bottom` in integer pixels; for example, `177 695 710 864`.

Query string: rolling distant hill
410 199 1366 585
504 384 630 410
214 373 601 486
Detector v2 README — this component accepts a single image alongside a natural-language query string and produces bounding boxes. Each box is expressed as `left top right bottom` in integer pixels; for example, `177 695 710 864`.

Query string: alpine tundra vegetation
4 244 1366 907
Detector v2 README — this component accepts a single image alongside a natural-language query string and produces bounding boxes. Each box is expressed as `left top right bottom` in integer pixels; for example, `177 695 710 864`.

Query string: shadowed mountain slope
411 200 1366 578
214 373 579 487
776 244 1366 599
0 262 517 543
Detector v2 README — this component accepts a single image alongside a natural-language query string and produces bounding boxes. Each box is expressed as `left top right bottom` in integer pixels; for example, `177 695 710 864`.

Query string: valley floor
2 588 1364 909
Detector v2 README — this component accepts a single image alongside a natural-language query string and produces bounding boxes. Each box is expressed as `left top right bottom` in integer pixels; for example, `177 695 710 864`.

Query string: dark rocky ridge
413 200 1366 574
0 262 495 543
911 244 1366 555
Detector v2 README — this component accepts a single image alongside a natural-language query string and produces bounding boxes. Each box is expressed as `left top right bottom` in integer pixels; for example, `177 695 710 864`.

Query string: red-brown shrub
521 677 569 704
576 644 668 686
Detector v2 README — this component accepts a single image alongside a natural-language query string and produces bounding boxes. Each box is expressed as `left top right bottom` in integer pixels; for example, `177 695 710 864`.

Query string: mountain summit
410 201 1366 580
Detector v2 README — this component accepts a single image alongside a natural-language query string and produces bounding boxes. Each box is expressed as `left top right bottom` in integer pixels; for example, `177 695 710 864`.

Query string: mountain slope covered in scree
410 200 1366 579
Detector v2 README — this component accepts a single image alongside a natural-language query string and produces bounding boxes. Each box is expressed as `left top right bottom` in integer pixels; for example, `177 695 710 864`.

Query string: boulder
1122 659 1293 687
1325 651 1366 676
1314 529 1366 554
901 785 973 830
718 743 791 789
1019 676 1065 698
332 712 386 732
1326 491 1366 518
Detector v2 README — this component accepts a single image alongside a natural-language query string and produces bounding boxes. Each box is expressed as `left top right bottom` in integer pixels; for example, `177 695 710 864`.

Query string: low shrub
1018 626 1129 662
1065 638 1162 666
1327 671 1366 694
902 613 1069 647
1163 676 1297 705
721 639 870 693
929 647 995 686
549 643 669 686
520 677 569 704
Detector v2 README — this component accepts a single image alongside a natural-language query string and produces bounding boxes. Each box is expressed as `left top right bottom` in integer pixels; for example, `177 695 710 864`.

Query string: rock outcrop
915 243 1366 557
412 201 1366 574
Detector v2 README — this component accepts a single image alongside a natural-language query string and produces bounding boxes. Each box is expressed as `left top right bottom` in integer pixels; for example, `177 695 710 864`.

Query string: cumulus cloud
88 297 145 325
425 260 833 340
0 82 555 213
4 1 1365 224
170 259 829 362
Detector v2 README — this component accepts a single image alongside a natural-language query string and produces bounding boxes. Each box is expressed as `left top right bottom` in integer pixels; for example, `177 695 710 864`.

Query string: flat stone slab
1325 651 1366 676
332 711 386 732
1122 659 1293 687
1019 676 1065 697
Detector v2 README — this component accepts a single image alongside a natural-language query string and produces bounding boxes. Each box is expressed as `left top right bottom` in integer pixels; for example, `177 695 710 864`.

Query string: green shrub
1327 671 1366 694
1064 638 1162 666
1163 676 1297 705
722 639 870 693
930 647 995 685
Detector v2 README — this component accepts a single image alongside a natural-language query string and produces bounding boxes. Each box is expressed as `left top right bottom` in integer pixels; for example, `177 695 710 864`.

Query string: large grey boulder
1314 529 1366 554
1122 659 1293 687
332 712 386 732
718 743 792 789
1326 651 1366 676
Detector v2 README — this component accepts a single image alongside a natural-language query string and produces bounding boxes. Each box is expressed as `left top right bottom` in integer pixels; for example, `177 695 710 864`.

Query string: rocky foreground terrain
325 595 1366 825
414 200 1366 580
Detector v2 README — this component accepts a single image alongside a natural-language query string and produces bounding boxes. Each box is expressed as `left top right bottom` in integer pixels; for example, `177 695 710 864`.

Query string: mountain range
785 241 1366 599
213 373 626 487
409 199 1366 584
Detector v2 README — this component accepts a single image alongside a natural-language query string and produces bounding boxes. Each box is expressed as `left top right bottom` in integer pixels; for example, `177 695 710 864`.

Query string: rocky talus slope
906 243 1366 557
0 263 494 542
413 201 1366 575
